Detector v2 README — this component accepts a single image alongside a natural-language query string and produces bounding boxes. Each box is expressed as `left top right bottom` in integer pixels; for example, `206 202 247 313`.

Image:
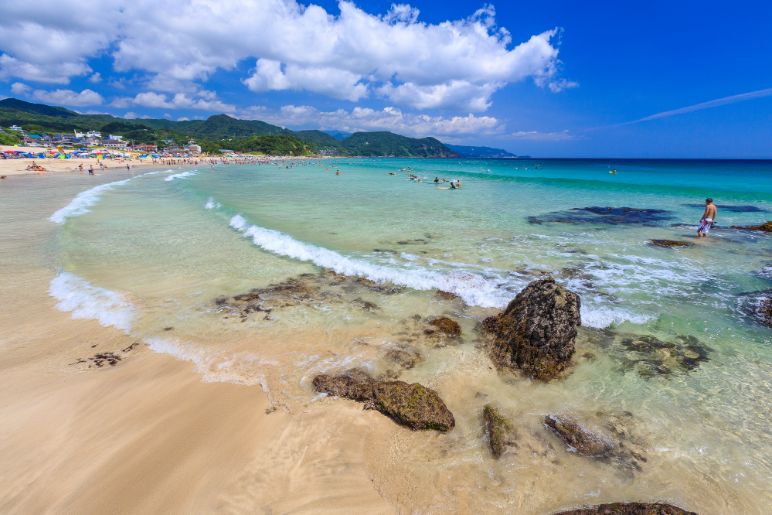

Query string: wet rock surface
384 346 422 369
394 314 465 348
313 369 455 432
554 502 697 515
216 271 401 321
584 329 712 378
731 221 772 232
483 278 581 381
544 412 647 473
649 239 691 248
737 289 772 328
529 207 674 226
483 404 518 458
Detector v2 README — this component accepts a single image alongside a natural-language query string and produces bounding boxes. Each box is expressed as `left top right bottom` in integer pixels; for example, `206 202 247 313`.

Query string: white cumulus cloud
0 0 573 112
238 104 502 137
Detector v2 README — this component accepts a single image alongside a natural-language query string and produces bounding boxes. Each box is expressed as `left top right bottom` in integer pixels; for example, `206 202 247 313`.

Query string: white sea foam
49 272 135 333
145 336 275 385
49 178 131 224
165 170 198 182
204 197 221 210
229 214 514 308
226 211 662 328
49 169 177 224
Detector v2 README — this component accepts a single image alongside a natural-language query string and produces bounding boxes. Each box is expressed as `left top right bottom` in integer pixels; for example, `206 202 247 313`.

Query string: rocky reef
731 221 772 232
529 206 674 226
313 368 455 432
649 239 691 248
554 502 697 514
483 278 581 381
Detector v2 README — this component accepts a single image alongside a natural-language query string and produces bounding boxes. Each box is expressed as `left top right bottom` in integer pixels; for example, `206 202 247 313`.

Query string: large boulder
313 369 455 432
483 278 581 381
553 502 697 515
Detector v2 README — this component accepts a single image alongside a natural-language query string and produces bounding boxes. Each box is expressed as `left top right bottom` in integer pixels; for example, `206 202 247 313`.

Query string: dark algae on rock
483 278 581 381
553 502 697 515
649 239 691 248
529 206 674 226
313 369 455 432
483 404 517 458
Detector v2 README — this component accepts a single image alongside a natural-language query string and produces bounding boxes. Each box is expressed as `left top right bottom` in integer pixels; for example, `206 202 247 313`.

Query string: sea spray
49 272 135 333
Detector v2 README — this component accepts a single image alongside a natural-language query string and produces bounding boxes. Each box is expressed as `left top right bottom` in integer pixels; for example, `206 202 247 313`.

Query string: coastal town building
134 144 158 153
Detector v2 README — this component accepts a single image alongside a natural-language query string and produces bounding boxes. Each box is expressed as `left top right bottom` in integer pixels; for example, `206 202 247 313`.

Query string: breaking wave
49 169 175 224
49 272 135 333
165 170 198 182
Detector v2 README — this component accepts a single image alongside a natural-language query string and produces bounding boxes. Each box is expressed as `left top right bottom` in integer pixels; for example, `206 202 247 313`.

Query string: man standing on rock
697 198 717 237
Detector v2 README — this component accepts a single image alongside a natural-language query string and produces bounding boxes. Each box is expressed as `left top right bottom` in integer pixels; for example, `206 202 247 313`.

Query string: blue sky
1 0 770 157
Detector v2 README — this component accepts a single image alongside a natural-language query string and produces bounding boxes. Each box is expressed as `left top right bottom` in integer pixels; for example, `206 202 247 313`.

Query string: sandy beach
0 172 396 514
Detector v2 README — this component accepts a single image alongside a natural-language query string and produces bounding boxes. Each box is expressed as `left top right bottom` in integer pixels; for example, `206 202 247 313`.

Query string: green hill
341 132 457 157
0 98 459 157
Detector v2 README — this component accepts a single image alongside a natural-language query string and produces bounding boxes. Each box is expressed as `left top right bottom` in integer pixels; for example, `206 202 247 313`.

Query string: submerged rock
384 347 422 369
737 289 772 328
544 413 647 473
683 202 766 213
483 404 518 458
649 239 691 248
544 415 616 458
426 316 462 338
435 290 460 301
313 369 455 432
554 502 697 515
483 278 581 381
731 221 772 232
582 329 712 378
529 207 673 226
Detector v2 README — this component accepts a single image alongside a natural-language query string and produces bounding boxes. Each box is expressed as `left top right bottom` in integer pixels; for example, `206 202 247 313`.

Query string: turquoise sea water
48 158 771 512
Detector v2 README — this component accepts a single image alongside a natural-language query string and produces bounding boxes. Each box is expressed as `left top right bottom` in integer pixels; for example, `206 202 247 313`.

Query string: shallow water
38 159 772 512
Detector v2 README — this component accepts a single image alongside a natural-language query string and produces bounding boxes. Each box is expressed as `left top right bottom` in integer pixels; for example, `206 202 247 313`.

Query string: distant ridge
447 144 517 158
0 97 459 157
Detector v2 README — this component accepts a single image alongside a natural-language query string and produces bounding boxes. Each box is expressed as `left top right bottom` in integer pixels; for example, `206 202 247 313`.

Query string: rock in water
313 369 455 432
544 415 616 457
483 278 581 381
483 404 517 458
731 220 772 232
372 382 455 431
553 502 697 515
649 239 691 248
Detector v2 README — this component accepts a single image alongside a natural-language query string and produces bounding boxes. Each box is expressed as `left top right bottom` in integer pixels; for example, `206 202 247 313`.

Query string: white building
9 124 22 132
86 130 101 139
73 130 85 138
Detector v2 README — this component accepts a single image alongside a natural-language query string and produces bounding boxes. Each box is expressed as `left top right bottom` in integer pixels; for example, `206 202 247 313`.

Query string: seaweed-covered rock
529 207 673 226
544 413 647 473
372 381 455 431
384 347 422 369
731 221 772 232
619 335 710 377
483 404 517 458
313 369 454 432
483 278 581 381
554 502 697 515
426 316 462 338
737 289 772 328
544 415 616 457
649 239 691 248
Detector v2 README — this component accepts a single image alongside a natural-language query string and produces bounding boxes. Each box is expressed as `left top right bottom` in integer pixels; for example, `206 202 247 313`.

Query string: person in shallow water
697 198 717 237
